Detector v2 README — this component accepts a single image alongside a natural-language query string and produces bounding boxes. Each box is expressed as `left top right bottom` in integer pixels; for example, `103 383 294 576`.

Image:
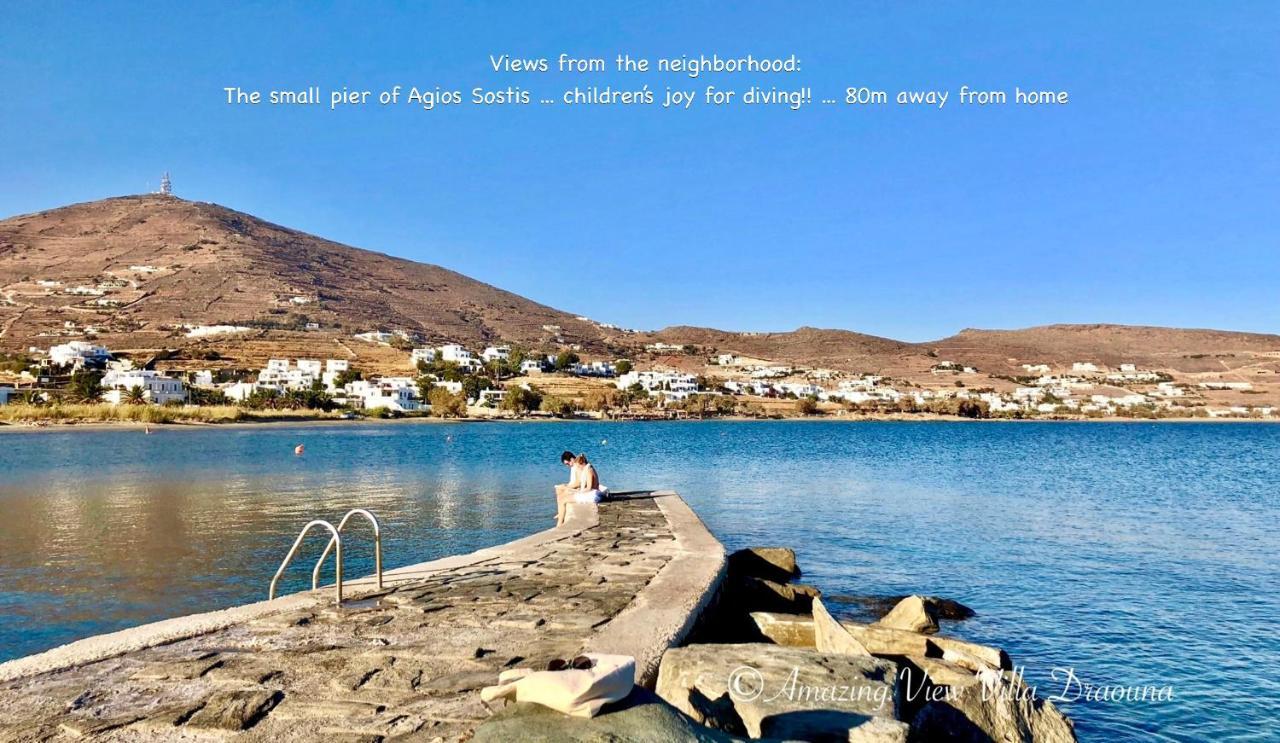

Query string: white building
410 348 437 367
321 359 350 390
572 360 616 377
192 370 214 387
477 388 507 407
520 359 545 375
481 346 511 362
1072 362 1100 374
49 341 111 368
616 370 699 400
438 344 476 369
223 382 256 402
354 331 395 344
101 370 188 405
1022 363 1051 374
347 379 419 412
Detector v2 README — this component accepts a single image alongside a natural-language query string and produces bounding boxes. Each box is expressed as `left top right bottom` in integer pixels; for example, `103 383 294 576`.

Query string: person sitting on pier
555 452 607 525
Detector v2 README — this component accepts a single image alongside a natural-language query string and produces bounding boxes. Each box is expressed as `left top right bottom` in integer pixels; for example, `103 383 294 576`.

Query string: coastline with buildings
1 334 1276 428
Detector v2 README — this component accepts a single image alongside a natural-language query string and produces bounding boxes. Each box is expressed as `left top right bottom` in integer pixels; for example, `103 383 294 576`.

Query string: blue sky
2 2 1277 341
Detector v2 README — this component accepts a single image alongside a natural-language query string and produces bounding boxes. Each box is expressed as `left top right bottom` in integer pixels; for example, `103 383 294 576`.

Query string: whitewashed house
101 370 188 405
354 331 395 344
481 346 511 363
1072 362 1100 374
48 341 111 368
410 348 437 367
223 382 256 402
616 371 699 400
520 359 545 375
347 378 419 412
321 359 350 390
438 344 477 370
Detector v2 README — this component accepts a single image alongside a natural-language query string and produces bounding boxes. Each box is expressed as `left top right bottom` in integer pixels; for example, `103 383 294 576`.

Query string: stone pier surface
0 491 726 742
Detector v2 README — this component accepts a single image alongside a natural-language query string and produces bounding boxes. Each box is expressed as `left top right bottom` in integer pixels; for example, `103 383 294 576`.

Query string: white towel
480 653 635 718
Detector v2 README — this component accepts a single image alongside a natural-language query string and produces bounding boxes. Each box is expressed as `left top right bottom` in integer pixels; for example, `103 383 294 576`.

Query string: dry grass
0 404 342 425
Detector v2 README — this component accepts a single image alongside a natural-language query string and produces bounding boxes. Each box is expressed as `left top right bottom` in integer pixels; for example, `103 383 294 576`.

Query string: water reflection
0 422 1278 741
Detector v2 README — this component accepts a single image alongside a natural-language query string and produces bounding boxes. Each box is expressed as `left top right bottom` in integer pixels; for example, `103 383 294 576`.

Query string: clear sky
2 2 1277 341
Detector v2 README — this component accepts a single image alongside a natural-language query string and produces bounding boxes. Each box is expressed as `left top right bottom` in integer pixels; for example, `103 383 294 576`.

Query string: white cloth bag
480 653 635 718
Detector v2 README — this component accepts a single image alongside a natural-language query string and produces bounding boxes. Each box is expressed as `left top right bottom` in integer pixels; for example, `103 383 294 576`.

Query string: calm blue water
0 421 1276 740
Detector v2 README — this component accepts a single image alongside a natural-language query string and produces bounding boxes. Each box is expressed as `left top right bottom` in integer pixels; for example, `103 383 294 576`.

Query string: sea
0 420 1275 741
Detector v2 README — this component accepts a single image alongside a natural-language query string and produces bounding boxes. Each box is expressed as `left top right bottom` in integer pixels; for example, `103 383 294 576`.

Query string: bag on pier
479 652 635 718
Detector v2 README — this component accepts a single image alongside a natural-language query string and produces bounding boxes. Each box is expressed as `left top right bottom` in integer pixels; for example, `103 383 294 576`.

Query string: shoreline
1 412 1276 433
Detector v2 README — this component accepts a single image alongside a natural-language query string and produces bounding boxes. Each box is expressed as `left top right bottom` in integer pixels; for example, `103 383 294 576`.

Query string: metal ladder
268 509 383 605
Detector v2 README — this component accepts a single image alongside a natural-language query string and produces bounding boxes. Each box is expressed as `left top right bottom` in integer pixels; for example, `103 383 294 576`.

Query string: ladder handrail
312 508 382 592
268 519 343 604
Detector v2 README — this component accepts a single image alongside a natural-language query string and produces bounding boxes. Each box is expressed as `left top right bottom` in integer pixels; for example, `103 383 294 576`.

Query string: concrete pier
0 491 726 741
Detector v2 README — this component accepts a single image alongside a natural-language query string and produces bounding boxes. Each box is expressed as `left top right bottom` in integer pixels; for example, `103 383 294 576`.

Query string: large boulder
753 603 1009 671
813 597 870 656
875 595 939 634
731 576 821 614
655 643 899 740
749 612 816 647
472 688 741 742
909 668 1076 743
727 547 800 583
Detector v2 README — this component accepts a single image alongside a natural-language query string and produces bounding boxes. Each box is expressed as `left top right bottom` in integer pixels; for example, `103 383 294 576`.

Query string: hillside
1 195 1277 385
0 195 607 358
924 325 1280 375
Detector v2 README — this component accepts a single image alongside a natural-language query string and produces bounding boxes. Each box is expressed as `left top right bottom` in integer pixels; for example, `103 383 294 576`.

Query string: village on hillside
0 330 1274 423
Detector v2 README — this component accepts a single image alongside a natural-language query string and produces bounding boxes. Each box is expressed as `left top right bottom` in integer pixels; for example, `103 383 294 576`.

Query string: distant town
0 329 1273 424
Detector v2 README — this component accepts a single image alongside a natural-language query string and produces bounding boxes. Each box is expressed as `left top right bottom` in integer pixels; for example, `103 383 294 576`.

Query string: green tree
67 369 104 403
123 385 147 405
188 387 228 406
553 351 580 372
540 395 576 417
583 387 622 415
427 386 467 417
462 374 494 401
416 375 435 401
500 385 543 414
614 359 633 375
333 368 362 388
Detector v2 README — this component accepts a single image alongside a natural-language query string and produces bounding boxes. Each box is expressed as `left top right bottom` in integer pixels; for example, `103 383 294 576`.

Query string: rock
758 605 1010 672
184 689 283 731
930 637 1011 672
922 596 977 621
848 716 912 742
836 621 1011 672
826 595 976 623
874 596 939 634
473 688 738 742
750 612 816 647
813 597 871 656
655 643 898 739
727 547 800 583
910 669 1077 743
732 576 821 614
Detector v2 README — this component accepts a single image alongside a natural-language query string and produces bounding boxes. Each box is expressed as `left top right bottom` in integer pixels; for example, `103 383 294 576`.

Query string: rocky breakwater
654 547 1077 742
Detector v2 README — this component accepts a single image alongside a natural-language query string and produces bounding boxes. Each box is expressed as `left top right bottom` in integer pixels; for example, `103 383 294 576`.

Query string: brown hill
0 195 606 356
2 195 1276 384
650 326 922 372
925 325 1280 374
